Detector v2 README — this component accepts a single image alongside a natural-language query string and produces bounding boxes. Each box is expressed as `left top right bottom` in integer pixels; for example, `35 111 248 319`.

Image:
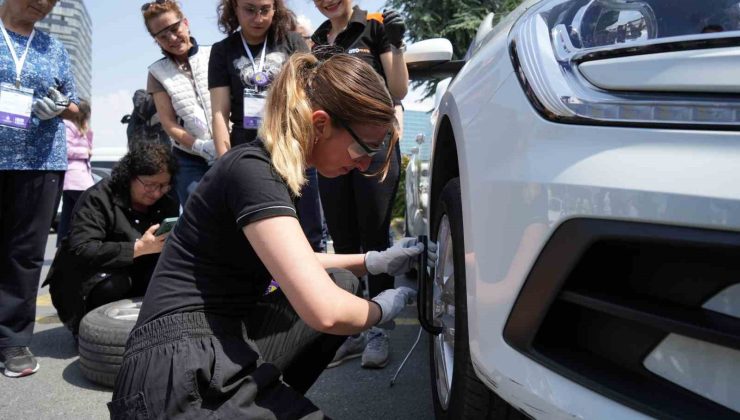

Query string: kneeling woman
110 54 421 418
45 143 179 337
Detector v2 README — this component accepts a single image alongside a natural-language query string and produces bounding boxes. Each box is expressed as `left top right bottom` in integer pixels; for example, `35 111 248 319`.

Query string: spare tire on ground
77 298 141 388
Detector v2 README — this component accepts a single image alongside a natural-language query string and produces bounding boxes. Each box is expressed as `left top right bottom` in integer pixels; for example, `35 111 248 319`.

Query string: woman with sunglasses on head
310 0 409 369
110 53 422 418
44 143 179 341
141 0 215 205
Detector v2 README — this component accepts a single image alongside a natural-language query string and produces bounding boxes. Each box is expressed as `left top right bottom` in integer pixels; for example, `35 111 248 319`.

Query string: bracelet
392 42 406 53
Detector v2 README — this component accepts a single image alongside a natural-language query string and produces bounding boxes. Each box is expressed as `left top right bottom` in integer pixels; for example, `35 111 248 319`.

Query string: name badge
0 83 33 129
243 88 266 130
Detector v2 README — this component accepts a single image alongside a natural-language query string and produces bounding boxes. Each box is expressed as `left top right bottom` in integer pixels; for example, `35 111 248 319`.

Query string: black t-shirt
136 143 298 327
208 31 309 145
311 6 392 81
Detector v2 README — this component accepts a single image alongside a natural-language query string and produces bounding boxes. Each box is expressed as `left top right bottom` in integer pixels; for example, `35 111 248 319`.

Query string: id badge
243 88 266 129
0 83 33 129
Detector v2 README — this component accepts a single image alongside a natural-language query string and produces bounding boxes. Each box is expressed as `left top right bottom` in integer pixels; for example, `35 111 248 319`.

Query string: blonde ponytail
259 54 318 196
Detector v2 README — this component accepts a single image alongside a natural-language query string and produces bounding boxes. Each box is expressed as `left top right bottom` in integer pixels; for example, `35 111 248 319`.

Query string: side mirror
405 38 464 80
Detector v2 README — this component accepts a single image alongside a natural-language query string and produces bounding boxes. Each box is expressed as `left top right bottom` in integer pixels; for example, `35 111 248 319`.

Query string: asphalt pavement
0 234 434 419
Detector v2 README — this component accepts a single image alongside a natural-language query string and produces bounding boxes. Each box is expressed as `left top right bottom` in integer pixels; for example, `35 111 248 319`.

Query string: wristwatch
393 42 406 53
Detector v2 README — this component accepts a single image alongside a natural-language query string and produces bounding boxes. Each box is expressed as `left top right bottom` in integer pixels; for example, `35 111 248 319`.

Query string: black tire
429 178 523 419
77 298 141 388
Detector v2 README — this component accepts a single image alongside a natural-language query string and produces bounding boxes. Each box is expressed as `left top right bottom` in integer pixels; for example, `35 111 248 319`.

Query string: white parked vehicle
405 1 740 418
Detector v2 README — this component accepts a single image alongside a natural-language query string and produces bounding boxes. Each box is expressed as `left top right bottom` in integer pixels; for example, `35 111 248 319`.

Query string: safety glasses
334 117 391 159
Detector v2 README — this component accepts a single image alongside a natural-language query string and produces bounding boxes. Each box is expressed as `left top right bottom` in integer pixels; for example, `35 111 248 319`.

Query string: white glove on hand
371 286 417 325
192 139 216 164
33 88 69 120
365 237 424 276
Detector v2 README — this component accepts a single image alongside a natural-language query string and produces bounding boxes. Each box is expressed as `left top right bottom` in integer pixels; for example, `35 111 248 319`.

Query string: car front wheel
429 178 523 419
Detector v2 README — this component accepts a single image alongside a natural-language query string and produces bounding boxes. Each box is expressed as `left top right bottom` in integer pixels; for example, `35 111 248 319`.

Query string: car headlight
510 0 740 129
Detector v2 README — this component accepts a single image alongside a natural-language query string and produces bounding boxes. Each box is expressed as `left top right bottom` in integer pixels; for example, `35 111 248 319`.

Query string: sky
87 0 432 151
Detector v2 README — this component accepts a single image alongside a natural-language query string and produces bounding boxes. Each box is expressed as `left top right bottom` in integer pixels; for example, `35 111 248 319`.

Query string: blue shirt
0 28 78 171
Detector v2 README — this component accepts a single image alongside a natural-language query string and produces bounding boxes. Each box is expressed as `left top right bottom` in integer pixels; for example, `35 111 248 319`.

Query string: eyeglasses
243 5 274 18
151 19 183 41
136 177 172 194
141 0 168 12
334 117 391 159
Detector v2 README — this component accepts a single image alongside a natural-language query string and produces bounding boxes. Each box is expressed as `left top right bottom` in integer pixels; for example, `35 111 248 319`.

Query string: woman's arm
244 216 382 335
210 86 232 157
152 90 197 149
59 102 80 120
379 47 409 100
314 252 367 277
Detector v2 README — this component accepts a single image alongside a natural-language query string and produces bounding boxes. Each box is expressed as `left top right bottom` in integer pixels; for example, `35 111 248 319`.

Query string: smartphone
154 217 178 236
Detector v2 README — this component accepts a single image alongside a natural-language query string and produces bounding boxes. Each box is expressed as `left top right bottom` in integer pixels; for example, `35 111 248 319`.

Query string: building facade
400 109 433 159
36 0 93 100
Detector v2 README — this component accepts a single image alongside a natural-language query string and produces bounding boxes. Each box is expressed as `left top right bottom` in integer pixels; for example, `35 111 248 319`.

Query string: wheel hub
432 214 456 410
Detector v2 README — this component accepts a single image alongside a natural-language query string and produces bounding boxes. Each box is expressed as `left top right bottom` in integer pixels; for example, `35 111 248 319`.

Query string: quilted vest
148 45 212 156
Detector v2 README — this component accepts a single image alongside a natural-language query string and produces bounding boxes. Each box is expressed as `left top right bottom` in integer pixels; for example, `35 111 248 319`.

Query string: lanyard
240 33 267 75
0 20 35 88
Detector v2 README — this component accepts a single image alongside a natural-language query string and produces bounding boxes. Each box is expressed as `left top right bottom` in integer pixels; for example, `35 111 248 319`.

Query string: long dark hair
217 0 291 43
110 143 178 198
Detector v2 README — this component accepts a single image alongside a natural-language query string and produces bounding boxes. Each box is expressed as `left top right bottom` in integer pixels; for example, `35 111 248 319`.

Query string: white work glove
371 286 417 325
33 87 69 120
365 237 424 276
192 139 216 164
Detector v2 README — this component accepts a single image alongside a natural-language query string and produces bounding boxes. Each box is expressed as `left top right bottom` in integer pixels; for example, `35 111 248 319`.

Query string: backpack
120 89 170 149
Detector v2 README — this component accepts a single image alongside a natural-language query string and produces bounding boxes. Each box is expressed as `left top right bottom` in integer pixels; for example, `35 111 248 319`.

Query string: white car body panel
422 1 740 417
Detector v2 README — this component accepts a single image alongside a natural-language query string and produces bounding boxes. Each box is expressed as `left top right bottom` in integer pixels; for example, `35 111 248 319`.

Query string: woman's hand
365 237 424 276
133 224 167 258
371 286 417 325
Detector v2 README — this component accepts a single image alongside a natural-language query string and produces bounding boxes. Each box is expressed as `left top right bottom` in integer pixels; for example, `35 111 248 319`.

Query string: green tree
386 0 524 97
386 0 524 59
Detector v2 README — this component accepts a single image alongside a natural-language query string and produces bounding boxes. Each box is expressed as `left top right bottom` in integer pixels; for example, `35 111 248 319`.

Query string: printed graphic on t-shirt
233 52 289 90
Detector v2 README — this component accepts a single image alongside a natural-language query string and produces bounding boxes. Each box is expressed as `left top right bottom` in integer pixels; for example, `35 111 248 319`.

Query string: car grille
504 218 740 419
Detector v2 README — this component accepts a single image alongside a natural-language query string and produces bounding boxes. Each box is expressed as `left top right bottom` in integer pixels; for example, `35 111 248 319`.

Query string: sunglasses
141 0 168 12
334 117 391 159
151 19 183 40
136 177 172 194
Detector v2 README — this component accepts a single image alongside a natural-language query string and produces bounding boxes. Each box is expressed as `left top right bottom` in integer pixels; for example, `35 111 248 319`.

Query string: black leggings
111 268 359 419
318 143 401 298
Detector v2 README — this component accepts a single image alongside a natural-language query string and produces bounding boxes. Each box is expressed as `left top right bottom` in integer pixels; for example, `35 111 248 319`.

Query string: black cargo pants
110 268 360 419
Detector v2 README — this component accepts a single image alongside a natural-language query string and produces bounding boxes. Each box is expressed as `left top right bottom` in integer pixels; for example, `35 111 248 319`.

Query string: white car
406 1 740 418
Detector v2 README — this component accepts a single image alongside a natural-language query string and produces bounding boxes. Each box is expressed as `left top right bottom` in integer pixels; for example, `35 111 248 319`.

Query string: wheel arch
429 116 460 234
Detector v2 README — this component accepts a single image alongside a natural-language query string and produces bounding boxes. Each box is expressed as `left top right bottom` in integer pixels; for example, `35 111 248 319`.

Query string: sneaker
327 333 367 368
361 327 390 369
0 346 39 378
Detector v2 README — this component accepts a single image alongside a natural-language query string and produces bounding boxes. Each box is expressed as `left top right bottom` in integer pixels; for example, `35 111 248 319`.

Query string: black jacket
44 178 179 332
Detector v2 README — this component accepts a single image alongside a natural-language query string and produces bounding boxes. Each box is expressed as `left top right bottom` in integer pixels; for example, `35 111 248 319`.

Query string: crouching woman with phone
44 143 179 339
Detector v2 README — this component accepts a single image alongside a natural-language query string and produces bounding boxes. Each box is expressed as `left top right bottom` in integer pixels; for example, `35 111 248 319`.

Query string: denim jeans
173 148 209 207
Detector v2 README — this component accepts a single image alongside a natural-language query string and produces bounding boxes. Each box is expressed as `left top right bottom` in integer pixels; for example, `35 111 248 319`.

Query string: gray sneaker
0 346 39 378
327 332 367 368
361 327 390 369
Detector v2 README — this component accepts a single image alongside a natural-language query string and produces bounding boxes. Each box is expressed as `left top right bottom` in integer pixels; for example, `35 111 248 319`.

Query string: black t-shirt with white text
311 6 392 82
208 32 309 146
136 143 297 327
